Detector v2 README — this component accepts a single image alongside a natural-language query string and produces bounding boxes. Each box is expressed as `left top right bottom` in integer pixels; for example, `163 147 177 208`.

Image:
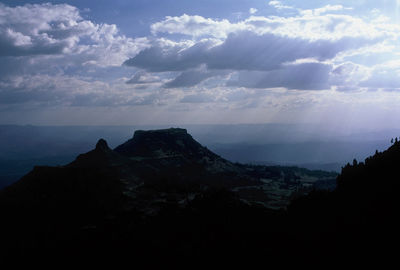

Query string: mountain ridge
0 127 344 264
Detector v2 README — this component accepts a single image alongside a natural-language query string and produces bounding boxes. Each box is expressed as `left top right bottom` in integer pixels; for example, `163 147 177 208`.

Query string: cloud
300 5 350 16
126 71 162 84
0 3 152 108
124 38 216 72
268 1 294 10
124 11 392 90
180 93 215 103
125 30 378 78
0 27 67 57
150 12 388 42
0 74 77 105
359 67 400 89
249 8 258 14
150 14 237 39
227 62 333 90
164 67 228 88
331 62 370 84
0 3 81 57
0 72 175 108
206 32 375 71
3 0 400 124
0 3 149 65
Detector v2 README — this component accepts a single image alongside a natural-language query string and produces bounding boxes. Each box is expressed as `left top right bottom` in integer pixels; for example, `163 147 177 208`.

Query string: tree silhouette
353 158 358 166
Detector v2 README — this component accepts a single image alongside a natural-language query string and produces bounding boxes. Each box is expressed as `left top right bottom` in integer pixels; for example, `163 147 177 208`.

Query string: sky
2 1 400 131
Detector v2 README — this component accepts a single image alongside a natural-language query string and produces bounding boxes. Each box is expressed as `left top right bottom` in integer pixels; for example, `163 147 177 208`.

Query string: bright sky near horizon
2 0 400 131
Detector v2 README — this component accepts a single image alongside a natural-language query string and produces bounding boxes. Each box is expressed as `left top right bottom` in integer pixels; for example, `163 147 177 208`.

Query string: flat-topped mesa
114 128 217 159
133 128 188 138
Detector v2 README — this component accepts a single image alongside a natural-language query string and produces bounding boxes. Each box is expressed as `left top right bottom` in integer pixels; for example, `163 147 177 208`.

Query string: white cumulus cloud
249 8 258 14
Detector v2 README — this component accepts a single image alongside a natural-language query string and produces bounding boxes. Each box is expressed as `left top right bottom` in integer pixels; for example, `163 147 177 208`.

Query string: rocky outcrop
68 138 129 168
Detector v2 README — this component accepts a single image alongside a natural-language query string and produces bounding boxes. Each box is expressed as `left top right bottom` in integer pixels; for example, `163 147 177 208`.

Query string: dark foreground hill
1 128 397 265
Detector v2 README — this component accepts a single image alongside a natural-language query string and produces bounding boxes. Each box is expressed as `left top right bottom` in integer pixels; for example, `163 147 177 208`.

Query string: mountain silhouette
113 128 245 180
5 128 383 265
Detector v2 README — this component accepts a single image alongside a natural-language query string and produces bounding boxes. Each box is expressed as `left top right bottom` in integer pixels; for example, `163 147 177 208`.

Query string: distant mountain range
0 128 397 264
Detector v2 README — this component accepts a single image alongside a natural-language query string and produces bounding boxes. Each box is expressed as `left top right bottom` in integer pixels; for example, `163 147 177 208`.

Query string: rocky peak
96 138 109 151
68 138 127 168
